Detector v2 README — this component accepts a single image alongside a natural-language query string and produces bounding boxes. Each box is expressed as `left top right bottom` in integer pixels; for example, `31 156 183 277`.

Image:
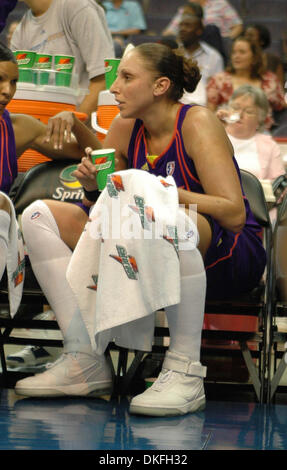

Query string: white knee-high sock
165 248 206 362
0 210 10 281
21 200 93 355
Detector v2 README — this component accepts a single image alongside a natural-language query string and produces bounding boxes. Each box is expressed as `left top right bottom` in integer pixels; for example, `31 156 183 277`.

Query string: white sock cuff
21 200 60 238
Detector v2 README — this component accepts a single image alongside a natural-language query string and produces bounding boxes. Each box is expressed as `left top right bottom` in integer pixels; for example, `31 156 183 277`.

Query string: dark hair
135 42 201 101
183 2 204 19
226 36 266 79
0 41 17 64
157 37 179 50
245 23 271 49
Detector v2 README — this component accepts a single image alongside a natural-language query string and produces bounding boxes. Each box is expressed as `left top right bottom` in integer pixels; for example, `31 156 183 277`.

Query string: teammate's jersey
0 110 18 195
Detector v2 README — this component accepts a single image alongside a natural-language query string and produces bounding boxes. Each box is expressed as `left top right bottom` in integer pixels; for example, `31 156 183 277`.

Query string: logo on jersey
110 245 138 280
166 161 175 176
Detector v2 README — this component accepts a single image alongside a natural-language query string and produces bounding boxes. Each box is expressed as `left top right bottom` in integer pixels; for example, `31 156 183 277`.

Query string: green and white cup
34 53 53 85
14 50 36 83
91 148 115 191
54 55 75 87
104 58 120 89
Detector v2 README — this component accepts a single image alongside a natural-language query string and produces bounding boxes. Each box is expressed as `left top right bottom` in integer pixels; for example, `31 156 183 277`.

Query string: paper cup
34 53 53 85
54 55 75 87
104 58 120 89
91 148 115 191
14 50 36 83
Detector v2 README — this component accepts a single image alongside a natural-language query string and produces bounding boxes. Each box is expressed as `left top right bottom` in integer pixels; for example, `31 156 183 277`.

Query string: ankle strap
163 353 207 378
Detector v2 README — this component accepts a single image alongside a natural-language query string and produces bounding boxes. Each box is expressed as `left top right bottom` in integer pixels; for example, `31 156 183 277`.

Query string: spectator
207 36 286 125
177 8 224 106
217 85 285 181
10 0 115 119
6 21 20 48
162 0 243 40
244 23 285 87
103 0 147 54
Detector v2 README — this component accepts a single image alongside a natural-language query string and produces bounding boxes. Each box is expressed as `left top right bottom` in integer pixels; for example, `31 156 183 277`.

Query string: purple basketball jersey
127 104 266 299
0 110 18 194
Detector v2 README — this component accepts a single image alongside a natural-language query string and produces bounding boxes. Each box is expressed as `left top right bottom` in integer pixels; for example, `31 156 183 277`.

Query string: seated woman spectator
217 85 285 181
162 0 243 40
207 36 286 126
244 23 285 87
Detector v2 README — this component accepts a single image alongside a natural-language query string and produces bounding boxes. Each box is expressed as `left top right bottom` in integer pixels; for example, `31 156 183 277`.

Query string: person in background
244 23 285 88
162 0 243 40
217 85 285 182
103 0 147 55
6 21 20 48
14 43 265 418
207 36 286 126
0 0 18 33
11 0 115 120
177 5 224 106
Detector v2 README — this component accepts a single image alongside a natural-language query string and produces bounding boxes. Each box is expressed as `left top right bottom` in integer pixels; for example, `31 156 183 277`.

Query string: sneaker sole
15 381 113 398
6 358 53 368
129 395 206 417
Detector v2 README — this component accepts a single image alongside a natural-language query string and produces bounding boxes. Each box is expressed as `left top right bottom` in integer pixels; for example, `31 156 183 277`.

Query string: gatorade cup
91 148 115 191
104 58 120 89
54 55 75 87
14 50 36 83
34 53 52 85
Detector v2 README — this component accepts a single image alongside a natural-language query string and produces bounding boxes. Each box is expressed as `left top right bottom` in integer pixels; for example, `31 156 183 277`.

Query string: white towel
67 169 198 354
0 192 25 317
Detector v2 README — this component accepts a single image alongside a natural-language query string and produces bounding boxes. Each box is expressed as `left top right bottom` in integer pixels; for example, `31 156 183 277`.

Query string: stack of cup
33 53 53 85
54 55 75 87
13 50 36 83
13 51 75 87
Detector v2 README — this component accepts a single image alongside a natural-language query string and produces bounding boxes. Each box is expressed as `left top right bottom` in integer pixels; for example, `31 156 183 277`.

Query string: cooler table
7 83 87 172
